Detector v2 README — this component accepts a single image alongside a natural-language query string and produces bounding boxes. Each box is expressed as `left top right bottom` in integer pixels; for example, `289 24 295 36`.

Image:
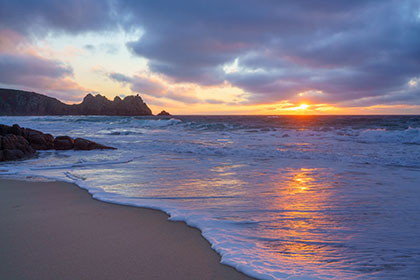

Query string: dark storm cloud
0 0 116 35
1 0 420 106
115 0 420 105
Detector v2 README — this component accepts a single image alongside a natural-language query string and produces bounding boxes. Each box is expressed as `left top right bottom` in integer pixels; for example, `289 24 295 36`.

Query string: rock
54 136 74 150
157 110 171 116
74 138 116 150
3 149 25 161
15 135 35 155
2 134 17 150
25 128 54 150
0 88 153 116
0 124 11 135
22 128 41 138
11 124 23 136
0 123 116 161
73 138 93 150
113 96 122 102
0 132 35 161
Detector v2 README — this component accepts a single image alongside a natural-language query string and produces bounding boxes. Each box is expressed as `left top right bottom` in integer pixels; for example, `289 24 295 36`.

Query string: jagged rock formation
0 88 153 116
0 124 115 162
157 110 171 116
74 94 152 115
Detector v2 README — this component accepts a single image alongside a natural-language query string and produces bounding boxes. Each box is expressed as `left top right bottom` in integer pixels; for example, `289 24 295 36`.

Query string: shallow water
1 115 420 279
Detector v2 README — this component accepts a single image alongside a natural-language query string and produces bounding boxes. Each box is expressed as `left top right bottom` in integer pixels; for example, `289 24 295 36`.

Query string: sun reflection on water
250 167 356 277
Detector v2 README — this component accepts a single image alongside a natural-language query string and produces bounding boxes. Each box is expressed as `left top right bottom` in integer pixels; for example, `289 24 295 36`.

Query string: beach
1 115 419 279
0 178 254 280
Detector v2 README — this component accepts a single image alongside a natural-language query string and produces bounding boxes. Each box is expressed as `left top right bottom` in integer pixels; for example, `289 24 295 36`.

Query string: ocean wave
1 115 420 280
29 157 134 170
131 117 182 127
357 127 420 144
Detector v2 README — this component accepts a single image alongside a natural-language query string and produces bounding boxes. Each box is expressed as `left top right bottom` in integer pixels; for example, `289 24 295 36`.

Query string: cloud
130 75 167 97
205 99 225 104
83 44 95 51
1 0 420 108
0 0 117 36
165 90 202 104
107 71 168 97
84 43 120 55
105 71 210 104
0 31 88 102
0 54 72 79
0 53 87 102
119 0 420 106
108 72 133 84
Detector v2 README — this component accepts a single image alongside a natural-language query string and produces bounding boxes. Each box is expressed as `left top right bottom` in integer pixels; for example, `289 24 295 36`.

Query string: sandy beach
0 178 254 280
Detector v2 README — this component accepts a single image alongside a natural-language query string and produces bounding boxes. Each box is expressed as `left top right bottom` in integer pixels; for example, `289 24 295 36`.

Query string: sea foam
1 115 419 280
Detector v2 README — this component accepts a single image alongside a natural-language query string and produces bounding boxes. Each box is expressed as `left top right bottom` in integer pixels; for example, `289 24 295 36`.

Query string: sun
284 103 311 112
297 103 309 110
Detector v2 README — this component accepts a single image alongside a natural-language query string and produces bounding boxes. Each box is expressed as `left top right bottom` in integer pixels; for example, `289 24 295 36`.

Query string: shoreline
0 178 255 280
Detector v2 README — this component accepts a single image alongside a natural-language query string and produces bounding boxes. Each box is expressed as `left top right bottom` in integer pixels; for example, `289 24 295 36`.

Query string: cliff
0 88 153 116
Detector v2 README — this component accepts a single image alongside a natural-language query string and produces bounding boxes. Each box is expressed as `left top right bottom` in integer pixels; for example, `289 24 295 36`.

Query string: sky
0 0 420 115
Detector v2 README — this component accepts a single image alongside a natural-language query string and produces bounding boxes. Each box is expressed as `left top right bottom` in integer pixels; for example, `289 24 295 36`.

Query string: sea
1 115 419 280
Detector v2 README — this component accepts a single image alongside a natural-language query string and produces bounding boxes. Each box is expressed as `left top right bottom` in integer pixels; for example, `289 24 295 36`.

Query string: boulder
11 124 23 136
0 124 11 135
22 128 42 139
15 135 35 155
2 134 17 150
74 138 115 150
25 128 54 150
0 123 117 161
54 136 74 150
157 110 171 116
3 149 25 161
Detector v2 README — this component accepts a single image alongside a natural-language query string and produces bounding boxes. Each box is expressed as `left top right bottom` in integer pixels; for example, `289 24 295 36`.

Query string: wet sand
0 179 254 280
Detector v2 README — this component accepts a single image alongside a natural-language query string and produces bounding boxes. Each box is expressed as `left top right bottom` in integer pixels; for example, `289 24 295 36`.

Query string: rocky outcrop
0 88 153 116
24 128 55 150
73 138 113 150
0 134 35 161
54 136 74 150
71 93 153 115
0 124 116 162
157 110 171 116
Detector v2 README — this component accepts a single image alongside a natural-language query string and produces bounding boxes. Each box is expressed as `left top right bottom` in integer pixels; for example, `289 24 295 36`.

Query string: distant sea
1 115 420 280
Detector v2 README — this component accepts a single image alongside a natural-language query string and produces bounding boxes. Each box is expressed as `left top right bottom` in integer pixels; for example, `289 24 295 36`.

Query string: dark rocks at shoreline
25 128 55 150
0 88 153 116
157 110 171 116
54 136 74 150
0 133 35 161
0 124 116 162
73 137 113 150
